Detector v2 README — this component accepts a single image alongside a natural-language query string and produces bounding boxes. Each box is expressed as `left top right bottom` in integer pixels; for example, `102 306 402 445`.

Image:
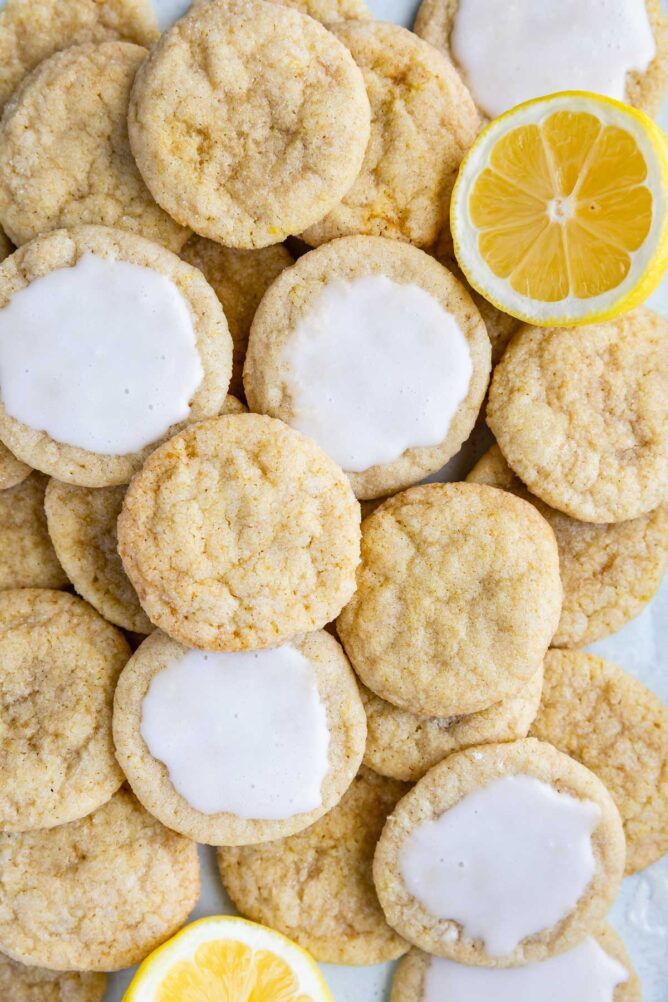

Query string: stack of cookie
0 0 665 998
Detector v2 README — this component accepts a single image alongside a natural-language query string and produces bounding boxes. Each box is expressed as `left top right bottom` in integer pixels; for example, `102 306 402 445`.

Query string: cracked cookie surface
0 474 67 590
0 953 107 1002
192 0 373 21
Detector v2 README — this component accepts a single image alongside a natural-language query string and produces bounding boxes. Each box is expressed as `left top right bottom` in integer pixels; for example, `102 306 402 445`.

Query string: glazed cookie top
0 226 232 487
0 954 107 1002
373 739 625 967
300 21 478 248
531 650 668 875
0 788 200 972
218 766 410 965
113 629 366 845
0 474 67 590
0 589 128 831
487 310 668 523
337 483 561 716
118 413 361 650
0 43 189 251
244 237 491 499
128 0 371 248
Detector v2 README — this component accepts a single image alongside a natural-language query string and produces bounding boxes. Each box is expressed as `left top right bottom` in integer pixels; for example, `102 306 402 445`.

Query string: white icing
423 937 629 1002
140 645 330 820
399 774 601 957
451 0 656 118
280 275 472 472
0 253 203 454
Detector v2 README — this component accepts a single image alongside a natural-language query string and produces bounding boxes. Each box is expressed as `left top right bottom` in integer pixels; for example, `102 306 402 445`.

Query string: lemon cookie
0 788 199 971
300 22 478 248
0 444 30 491
244 237 490 499
374 738 625 966
0 43 189 251
0 225 232 488
338 483 561 716
192 0 373 20
468 445 668 647
218 767 409 964
0 954 107 1002
487 310 668 523
181 237 293 399
129 0 371 249
0 474 67 590
531 650 668 875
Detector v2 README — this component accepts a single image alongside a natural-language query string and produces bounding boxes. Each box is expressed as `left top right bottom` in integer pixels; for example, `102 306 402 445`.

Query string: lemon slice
451 91 668 326
123 916 333 1002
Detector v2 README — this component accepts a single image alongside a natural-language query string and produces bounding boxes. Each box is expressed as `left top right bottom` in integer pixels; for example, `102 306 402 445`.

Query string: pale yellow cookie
128 0 371 248
0 443 31 491
0 954 107 1002
0 473 67 590
218 766 410 964
192 0 373 21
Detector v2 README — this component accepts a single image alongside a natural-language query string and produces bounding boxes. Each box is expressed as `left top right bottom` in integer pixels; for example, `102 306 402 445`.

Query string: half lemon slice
123 916 333 1002
451 91 668 326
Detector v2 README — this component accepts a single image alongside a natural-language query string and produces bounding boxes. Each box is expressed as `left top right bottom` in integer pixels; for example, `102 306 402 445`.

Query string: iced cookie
0 43 189 251
413 0 668 118
128 0 371 248
0 954 107 1002
487 310 668 523
0 589 128 831
218 767 409 964
0 788 199 971
374 738 625 966
113 629 366 844
181 237 293 399
337 483 561 716
300 22 478 248
244 237 490 499
0 474 67 590
0 226 232 487
467 445 668 647
531 650 668 874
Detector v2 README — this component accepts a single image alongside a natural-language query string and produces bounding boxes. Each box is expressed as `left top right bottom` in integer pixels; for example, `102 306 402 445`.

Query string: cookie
128 0 371 248
0 443 30 491
373 738 625 966
337 483 561 717
0 225 232 487
467 445 668 647
218 767 410 964
181 237 293 399
0 954 107 1002
530 650 668 875
300 21 478 248
487 310 668 523
192 0 373 21
0 474 67 590
0 788 199 971
244 237 491 499
0 43 189 251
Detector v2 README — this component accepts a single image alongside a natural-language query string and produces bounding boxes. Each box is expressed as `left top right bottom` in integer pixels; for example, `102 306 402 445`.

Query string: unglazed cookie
244 237 491 499
0 443 30 490
300 21 478 248
0 43 189 251
192 0 373 20
487 310 668 523
337 483 561 716
373 739 625 966
0 954 107 1002
467 445 668 647
0 788 199 971
0 589 128 831
0 474 67 590
181 237 293 398
118 413 360 650
128 0 371 248
0 225 232 487
531 650 668 875
218 767 409 964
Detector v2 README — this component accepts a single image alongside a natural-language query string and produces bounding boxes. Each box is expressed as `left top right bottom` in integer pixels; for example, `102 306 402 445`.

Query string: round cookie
118 413 360 650
487 310 668 523
0 43 189 251
0 225 232 488
0 954 107 1002
181 237 293 399
0 444 30 491
0 474 67 590
128 0 371 248
337 483 561 716
192 0 373 20
0 788 199 971
373 739 625 966
244 237 491 499
0 589 129 831
218 766 410 964
530 650 668 875
300 21 478 248
467 445 668 647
